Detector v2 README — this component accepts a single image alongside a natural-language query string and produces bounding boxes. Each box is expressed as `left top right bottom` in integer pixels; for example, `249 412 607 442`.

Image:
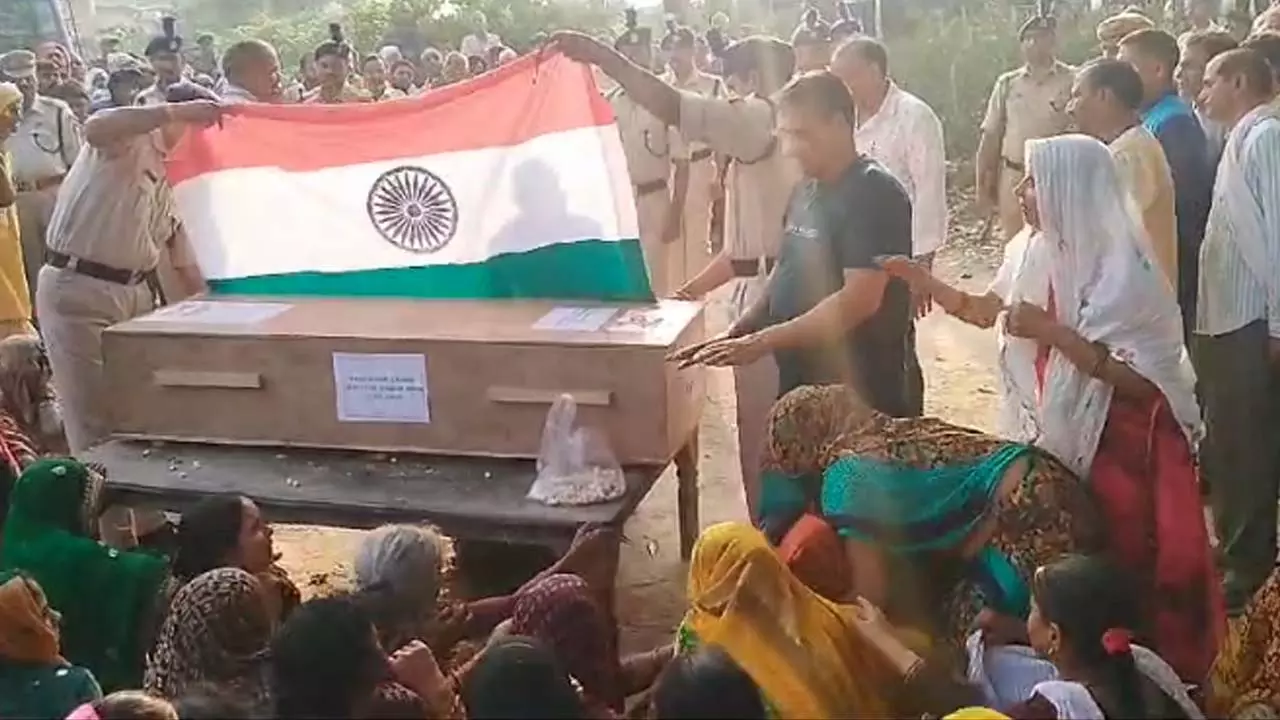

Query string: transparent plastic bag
528 394 626 506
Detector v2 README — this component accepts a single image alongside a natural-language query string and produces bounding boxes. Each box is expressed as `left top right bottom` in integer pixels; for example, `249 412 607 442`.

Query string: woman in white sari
879 134 1222 683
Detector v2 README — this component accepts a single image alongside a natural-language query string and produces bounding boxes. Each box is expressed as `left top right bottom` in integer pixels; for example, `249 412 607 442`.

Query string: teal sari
761 443 1034 619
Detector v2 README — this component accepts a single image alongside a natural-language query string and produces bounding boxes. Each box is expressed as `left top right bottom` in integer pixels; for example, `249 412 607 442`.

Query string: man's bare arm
755 269 886 351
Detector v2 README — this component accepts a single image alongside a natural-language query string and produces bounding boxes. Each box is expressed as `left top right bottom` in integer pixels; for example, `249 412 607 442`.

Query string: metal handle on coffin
153 370 263 389
486 386 613 407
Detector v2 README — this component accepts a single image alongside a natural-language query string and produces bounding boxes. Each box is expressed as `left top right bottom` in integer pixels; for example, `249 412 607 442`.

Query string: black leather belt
635 179 667 197
690 148 713 162
731 257 776 277
46 250 153 286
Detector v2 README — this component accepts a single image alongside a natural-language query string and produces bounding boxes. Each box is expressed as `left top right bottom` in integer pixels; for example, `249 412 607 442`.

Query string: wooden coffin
102 297 705 465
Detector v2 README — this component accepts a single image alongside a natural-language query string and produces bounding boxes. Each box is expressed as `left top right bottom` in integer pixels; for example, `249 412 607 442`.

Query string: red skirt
1090 392 1225 682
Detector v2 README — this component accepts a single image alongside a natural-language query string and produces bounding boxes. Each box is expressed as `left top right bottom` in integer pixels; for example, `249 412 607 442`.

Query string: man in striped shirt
1194 47 1280 615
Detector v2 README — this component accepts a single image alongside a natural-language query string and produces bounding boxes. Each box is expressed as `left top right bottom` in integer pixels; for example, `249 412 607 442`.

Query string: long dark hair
270 595 389 719
652 645 765 719
173 495 245 581
1032 555 1146 718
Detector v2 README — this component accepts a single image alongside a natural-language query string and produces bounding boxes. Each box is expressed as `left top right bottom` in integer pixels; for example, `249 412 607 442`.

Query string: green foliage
887 5 1107 159
118 0 1122 162
200 0 618 65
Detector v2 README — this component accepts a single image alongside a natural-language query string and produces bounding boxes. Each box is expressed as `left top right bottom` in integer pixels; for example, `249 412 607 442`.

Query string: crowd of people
1 0 1280 718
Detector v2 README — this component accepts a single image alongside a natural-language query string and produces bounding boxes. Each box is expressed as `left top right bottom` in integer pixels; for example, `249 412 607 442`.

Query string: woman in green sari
0 458 169 692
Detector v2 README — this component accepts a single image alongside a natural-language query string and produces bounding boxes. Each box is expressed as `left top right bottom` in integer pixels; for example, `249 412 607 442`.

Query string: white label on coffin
531 306 619 332
134 300 293 326
332 352 430 424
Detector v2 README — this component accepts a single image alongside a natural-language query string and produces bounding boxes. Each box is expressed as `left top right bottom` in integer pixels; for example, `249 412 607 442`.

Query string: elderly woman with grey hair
353 522 624 660
353 524 456 652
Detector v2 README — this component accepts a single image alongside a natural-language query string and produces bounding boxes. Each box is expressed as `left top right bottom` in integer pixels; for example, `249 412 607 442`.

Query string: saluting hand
548 31 614 66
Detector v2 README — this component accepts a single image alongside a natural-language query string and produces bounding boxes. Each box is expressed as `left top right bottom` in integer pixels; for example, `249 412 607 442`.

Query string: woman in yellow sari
679 521 899 719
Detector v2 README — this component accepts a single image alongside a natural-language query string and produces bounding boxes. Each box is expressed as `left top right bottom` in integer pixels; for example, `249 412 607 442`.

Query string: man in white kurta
832 38 947 266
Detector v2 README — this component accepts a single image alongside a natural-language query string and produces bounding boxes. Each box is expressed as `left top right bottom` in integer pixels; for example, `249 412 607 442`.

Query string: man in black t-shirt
672 70 921 417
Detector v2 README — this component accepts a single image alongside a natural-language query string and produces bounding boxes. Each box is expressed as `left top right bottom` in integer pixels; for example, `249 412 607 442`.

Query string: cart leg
675 431 700 561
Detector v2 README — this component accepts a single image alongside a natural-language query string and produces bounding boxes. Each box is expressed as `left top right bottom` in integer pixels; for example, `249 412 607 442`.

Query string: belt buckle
64 255 80 273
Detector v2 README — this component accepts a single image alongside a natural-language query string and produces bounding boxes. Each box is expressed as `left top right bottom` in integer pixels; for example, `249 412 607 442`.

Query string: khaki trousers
729 276 778 520
15 188 57 301
637 189 678 297
997 167 1026 243
36 266 154 454
677 158 716 287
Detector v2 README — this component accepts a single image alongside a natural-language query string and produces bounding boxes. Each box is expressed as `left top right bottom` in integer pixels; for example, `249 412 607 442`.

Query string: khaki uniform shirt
369 85 408 101
982 61 1075 167
1111 124 1178 290
668 70 725 162
4 96 81 186
609 87 673 186
303 84 373 104
678 91 799 261
45 131 181 273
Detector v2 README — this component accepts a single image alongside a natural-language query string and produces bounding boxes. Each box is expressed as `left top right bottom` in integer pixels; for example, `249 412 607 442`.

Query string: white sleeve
987 230 1028 301
908 104 947 257
1247 126 1280 338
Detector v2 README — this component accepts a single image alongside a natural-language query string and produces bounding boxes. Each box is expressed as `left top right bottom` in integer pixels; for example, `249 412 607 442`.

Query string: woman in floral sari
762 384 1104 664
879 134 1222 682
0 336 56 529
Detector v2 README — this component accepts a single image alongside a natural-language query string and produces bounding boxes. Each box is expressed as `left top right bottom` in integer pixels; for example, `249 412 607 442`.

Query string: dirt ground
272 213 1009 655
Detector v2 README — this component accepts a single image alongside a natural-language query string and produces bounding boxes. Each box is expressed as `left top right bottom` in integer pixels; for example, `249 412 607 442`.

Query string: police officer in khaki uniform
137 17 187 107
663 24 726 288
0 50 82 301
975 15 1074 241
36 90 216 454
608 11 680 296
552 30 798 519
303 24 372 104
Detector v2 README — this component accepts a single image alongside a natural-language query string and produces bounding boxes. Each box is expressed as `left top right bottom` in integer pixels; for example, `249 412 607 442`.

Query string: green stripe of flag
208 239 654 301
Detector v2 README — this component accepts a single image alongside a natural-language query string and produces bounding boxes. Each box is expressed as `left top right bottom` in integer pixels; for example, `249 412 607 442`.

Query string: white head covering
990 134 1201 474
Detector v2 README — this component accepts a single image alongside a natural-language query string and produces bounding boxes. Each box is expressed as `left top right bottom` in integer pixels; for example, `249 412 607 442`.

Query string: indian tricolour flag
165 52 651 301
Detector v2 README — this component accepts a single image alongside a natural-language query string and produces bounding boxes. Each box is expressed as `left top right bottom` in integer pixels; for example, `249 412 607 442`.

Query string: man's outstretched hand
547 31 614 66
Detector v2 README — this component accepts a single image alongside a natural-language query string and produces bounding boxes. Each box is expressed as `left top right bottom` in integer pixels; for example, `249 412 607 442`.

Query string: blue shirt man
1120 30 1215 337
